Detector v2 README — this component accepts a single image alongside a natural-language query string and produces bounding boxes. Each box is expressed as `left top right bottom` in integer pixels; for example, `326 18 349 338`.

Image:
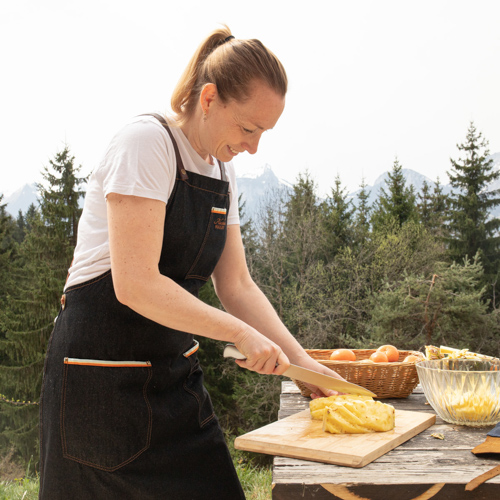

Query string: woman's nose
244 135 261 155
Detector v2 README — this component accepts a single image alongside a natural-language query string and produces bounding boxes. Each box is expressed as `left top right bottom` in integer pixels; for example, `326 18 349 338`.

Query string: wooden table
272 381 500 500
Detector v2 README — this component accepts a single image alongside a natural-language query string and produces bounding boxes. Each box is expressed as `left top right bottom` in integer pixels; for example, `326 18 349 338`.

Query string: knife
223 344 377 398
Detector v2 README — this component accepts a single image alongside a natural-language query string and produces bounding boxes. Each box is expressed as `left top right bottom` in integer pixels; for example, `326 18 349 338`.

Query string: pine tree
354 178 371 241
320 174 355 260
283 172 323 270
371 158 417 231
417 180 433 227
446 122 500 282
0 146 86 464
0 197 17 307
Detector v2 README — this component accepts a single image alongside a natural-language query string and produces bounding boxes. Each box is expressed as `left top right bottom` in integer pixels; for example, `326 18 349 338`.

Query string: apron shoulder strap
141 114 228 183
216 159 228 182
143 113 188 181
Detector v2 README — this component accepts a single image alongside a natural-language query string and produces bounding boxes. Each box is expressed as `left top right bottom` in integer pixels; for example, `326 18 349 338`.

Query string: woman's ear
200 83 218 114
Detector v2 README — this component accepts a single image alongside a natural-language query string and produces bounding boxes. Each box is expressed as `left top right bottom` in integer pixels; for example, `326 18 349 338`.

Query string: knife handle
223 344 247 360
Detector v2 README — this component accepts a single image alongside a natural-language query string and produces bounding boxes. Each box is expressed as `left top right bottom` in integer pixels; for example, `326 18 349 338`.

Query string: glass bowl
416 358 500 427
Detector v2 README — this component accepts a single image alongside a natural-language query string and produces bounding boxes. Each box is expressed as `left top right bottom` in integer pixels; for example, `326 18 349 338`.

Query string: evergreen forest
1 122 500 474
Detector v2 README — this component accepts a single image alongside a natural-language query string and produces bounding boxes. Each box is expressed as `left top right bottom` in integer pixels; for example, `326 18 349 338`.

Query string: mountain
2 183 39 217
346 169 453 209
236 164 293 222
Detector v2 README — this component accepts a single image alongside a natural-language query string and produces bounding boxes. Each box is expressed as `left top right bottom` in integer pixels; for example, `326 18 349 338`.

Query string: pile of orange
329 345 422 364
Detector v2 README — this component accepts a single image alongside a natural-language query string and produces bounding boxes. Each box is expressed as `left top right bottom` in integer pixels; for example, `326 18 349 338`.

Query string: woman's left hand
296 358 347 399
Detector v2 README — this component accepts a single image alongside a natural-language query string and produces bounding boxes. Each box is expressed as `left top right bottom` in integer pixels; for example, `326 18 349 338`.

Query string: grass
0 477 39 500
236 461 272 500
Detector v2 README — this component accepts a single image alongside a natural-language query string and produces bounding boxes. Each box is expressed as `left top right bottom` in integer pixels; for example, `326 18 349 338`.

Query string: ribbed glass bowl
416 358 500 427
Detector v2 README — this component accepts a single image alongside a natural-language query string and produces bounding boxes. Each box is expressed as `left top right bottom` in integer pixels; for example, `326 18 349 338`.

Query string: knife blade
223 344 377 398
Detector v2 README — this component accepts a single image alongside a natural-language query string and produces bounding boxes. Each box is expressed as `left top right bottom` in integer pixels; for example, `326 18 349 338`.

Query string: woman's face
200 79 286 163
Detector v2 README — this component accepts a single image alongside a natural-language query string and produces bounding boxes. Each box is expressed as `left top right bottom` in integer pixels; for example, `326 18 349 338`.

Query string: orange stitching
181 178 229 196
185 275 210 282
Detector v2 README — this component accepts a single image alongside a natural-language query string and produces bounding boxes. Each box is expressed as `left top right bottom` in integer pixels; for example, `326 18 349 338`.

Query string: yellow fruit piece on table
425 345 444 360
321 400 395 434
309 394 373 420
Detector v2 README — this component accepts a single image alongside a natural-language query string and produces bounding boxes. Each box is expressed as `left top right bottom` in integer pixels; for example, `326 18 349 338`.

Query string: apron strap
142 113 228 182
145 113 188 181
217 159 227 182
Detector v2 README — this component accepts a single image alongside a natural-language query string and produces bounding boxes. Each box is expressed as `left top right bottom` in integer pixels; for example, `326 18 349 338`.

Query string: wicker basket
293 349 423 399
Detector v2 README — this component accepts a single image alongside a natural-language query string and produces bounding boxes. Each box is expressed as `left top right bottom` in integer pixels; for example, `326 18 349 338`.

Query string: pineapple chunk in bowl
416 358 500 427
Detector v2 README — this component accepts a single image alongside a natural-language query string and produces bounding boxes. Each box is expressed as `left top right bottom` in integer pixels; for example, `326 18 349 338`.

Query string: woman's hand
296 358 347 399
232 328 290 376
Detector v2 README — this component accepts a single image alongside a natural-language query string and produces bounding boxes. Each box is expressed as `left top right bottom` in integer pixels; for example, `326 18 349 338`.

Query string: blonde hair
171 26 287 124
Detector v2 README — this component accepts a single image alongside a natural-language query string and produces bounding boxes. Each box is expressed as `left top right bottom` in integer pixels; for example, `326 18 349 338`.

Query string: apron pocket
61 357 153 472
183 355 215 428
185 207 227 281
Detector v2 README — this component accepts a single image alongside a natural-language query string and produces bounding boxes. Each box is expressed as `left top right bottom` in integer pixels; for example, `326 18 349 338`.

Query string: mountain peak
3 183 39 216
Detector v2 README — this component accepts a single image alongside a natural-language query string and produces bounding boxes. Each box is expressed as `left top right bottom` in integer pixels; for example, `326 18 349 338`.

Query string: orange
403 355 422 363
370 351 389 363
329 349 356 361
377 345 399 362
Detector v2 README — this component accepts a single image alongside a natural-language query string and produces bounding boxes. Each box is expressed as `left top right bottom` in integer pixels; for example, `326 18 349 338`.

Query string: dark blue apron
39 117 245 499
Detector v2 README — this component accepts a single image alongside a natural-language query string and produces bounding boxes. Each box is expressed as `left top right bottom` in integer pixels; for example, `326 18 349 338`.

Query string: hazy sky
2 0 500 197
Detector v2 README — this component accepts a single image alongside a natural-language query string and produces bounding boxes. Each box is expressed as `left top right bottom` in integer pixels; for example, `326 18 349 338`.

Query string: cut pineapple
309 394 373 420
322 400 395 434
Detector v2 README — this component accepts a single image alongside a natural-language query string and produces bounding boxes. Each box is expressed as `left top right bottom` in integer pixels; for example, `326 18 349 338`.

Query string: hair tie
224 35 235 43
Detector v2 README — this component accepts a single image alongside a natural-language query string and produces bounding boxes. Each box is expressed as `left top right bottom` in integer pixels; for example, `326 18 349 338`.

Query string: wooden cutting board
235 408 436 468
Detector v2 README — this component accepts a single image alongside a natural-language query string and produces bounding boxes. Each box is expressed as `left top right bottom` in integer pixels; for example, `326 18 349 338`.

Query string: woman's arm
106 192 289 375
212 224 345 396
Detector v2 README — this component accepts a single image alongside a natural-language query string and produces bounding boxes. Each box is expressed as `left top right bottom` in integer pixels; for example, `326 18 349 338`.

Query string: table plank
273 381 500 499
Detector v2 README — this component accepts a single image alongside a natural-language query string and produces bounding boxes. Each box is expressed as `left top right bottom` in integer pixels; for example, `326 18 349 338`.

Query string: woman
39 27 343 499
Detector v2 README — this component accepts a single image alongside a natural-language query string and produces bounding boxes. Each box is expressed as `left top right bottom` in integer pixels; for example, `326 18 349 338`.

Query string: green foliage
353 178 371 245
369 255 498 355
371 158 418 231
320 174 356 260
417 178 449 239
447 122 500 281
0 146 85 465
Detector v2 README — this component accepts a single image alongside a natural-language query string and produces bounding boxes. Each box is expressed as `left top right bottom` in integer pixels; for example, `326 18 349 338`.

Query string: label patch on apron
212 207 227 230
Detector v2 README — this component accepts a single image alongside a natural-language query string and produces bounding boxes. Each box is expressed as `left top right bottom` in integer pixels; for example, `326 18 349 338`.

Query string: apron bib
39 118 245 500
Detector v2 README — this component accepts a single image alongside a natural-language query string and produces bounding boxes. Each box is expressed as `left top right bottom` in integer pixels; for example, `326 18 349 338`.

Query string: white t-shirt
65 115 240 290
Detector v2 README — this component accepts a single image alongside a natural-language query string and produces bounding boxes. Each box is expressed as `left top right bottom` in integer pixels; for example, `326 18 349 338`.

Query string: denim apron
39 117 246 500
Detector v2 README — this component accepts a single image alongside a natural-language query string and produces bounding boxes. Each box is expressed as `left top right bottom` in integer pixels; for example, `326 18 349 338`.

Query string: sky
2 0 500 198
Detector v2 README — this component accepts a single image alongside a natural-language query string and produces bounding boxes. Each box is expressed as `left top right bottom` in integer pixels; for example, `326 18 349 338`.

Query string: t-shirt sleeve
96 118 176 204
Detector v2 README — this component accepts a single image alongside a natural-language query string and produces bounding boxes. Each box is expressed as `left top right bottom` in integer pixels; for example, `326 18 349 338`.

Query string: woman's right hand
232 328 290 376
